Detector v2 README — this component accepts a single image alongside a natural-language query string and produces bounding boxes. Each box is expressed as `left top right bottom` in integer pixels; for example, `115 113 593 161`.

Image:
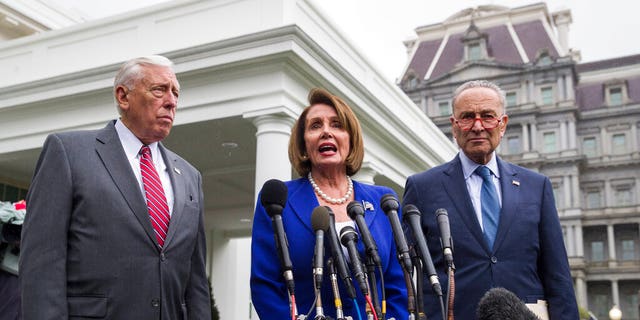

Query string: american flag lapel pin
512 180 520 186
362 200 374 211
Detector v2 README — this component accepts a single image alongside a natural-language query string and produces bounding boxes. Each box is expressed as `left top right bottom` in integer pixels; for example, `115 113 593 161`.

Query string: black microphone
476 287 539 320
325 207 357 299
346 201 381 267
380 194 413 272
403 204 442 297
435 208 454 267
259 179 294 294
311 206 330 289
339 226 369 295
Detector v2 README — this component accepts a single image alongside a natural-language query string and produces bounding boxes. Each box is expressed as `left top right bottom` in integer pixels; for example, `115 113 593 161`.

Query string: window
507 136 521 154
468 43 482 61
614 187 632 206
611 133 626 154
621 240 635 261
541 86 554 105
438 101 451 116
608 87 623 106
582 137 597 157
552 181 563 209
591 241 605 262
543 132 556 153
506 91 517 107
586 190 602 209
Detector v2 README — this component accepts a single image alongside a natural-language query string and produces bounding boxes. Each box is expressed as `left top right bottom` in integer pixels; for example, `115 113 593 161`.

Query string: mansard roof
576 54 640 111
401 3 561 84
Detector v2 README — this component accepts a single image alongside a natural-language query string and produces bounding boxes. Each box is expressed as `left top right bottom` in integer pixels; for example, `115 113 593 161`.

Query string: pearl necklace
308 172 353 204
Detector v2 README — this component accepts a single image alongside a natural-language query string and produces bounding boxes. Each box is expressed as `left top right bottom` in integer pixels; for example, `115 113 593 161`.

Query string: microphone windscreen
476 287 539 320
380 193 399 213
311 206 330 232
259 179 288 216
402 204 421 219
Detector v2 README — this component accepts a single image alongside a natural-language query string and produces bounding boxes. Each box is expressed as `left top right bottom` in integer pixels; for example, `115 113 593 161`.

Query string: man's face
450 87 508 164
116 65 179 145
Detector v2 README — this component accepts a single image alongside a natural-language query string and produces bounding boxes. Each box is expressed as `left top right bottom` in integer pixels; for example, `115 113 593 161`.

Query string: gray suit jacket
20 121 211 319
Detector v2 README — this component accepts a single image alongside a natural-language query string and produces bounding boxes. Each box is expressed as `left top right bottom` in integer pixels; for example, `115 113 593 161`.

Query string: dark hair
288 88 364 176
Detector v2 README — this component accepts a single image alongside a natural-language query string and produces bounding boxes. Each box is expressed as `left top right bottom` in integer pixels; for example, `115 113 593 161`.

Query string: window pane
586 191 601 209
438 101 450 116
614 188 632 206
582 137 597 157
543 132 556 152
507 136 521 154
622 240 635 260
541 87 553 105
591 241 604 261
612 133 626 154
506 92 517 107
609 87 622 105
468 43 481 60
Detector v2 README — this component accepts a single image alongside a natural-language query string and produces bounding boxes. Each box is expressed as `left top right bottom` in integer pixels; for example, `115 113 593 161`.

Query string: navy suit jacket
403 154 578 320
21 121 210 319
251 177 408 320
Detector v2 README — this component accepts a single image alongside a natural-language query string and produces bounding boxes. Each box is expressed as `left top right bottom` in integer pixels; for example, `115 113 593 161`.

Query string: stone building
398 3 640 319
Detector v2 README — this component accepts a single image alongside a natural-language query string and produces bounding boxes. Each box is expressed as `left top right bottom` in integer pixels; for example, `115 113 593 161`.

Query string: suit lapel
442 156 488 251
160 144 186 249
493 158 520 251
288 179 317 235
95 122 157 248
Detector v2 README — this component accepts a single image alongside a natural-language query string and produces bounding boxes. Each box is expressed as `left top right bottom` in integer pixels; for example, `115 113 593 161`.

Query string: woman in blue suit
251 88 408 320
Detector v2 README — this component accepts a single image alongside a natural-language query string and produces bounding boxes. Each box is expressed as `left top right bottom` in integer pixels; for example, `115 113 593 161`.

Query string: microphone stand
365 256 382 319
409 247 427 320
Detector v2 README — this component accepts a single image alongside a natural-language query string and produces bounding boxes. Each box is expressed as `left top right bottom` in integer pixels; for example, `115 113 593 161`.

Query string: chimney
552 9 572 56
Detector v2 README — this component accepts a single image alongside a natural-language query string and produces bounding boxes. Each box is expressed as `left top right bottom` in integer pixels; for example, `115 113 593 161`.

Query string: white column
531 124 538 151
560 121 568 150
608 224 617 266
251 114 295 202
572 173 580 208
601 128 609 155
566 75 575 100
631 121 638 152
352 161 379 185
522 123 530 152
576 224 584 256
568 120 576 149
557 77 564 101
575 276 587 310
566 224 575 256
563 175 571 208
611 279 620 307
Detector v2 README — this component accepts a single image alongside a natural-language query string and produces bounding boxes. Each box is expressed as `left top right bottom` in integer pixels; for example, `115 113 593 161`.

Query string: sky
54 0 640 83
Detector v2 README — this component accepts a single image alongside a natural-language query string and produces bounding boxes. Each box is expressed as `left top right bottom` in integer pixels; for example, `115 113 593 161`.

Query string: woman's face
304 103 351 174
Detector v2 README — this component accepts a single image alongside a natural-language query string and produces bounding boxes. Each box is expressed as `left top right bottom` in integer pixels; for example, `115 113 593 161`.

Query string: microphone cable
365 294 380 320
446 268 455 320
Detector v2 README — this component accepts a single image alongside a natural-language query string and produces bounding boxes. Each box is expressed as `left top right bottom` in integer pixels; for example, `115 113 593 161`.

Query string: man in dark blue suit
403 80 578 320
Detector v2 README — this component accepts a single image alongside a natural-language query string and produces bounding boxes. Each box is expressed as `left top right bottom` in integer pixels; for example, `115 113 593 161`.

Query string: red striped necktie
139 145 170 248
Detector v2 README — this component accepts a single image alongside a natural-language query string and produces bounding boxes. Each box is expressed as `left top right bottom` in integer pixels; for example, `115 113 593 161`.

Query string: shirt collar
114 119 161 161
459 150 500 179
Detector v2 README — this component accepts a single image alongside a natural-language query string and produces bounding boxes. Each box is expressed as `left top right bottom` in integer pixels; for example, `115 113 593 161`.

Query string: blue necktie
476 166 500 249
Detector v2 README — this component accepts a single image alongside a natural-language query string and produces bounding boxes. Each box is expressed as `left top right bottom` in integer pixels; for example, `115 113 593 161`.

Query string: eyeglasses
453 114 503 131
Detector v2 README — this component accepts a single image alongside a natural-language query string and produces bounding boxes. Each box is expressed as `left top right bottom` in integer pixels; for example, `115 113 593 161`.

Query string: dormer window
462 21 488 62
535 49 554 66
604 80 627 106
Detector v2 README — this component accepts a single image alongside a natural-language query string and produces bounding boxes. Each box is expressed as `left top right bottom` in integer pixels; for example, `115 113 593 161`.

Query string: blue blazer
251 177 408 320
403 155 578 320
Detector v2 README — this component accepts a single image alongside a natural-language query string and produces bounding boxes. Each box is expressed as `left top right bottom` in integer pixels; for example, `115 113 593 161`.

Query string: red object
139 146 170 248
13 200 26 211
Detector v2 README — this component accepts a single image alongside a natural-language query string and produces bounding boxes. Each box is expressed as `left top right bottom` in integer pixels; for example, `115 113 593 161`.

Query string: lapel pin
362 200 374 211
512 180 520 186
174 167 182 175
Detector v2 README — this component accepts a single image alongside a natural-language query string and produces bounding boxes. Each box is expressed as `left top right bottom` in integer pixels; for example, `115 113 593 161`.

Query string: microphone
339 226 369 295
403 204 442 297
325 207 357 299
435 208 454 267
476 287 539 320
380 194 413 272
259 179 294 294
311 206 330 289
346 201 381 267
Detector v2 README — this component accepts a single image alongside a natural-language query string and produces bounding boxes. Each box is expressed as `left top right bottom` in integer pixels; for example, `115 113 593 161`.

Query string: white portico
0 0 456 318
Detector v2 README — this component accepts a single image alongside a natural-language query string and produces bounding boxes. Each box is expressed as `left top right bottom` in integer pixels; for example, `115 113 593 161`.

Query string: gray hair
452 80 506 114
113 55 175 113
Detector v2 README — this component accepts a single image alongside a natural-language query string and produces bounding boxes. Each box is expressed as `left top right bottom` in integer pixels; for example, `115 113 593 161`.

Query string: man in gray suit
20 55 211 319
